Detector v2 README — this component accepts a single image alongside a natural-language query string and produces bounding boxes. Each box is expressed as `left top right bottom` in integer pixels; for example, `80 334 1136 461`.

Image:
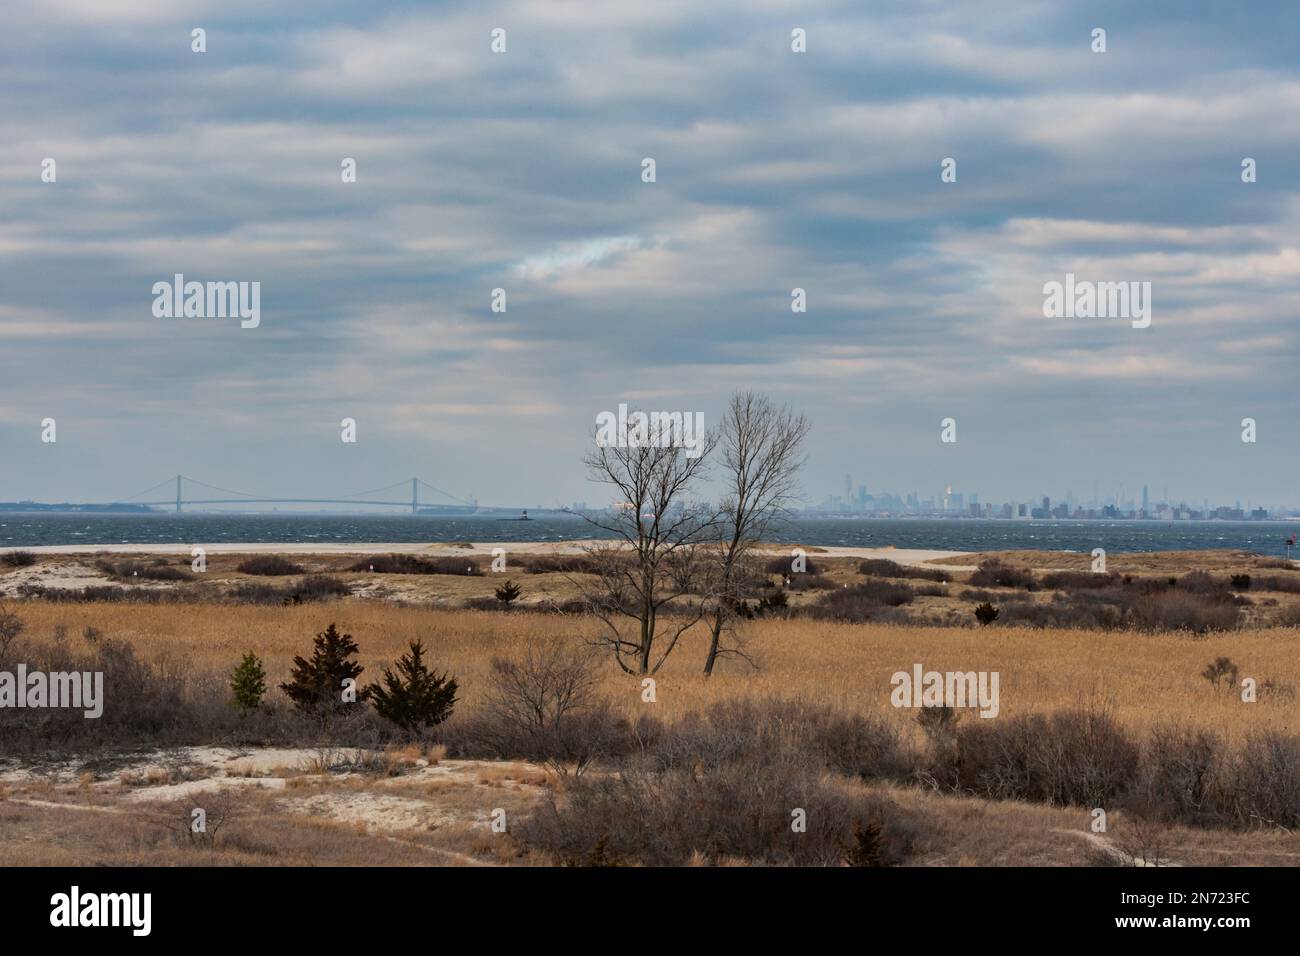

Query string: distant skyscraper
1142 485 1149 514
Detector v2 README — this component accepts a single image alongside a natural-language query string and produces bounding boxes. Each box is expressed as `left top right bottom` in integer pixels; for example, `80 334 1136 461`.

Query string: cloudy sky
2 0 1297 511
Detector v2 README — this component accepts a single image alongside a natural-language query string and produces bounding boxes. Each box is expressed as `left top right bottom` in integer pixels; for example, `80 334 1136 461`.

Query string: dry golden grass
11 600 1300 740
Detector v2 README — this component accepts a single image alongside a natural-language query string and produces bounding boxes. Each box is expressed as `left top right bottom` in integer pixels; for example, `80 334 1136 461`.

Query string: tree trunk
703 614 722 676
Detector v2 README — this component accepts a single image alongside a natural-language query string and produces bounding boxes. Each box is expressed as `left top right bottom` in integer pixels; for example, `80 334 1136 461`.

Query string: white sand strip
18 540 968 566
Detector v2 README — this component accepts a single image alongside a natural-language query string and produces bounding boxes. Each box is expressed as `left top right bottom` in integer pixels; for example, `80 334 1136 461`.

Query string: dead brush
148 792 245 850
1201 656 1239 692
1111 813 1174 867
380 744 422 777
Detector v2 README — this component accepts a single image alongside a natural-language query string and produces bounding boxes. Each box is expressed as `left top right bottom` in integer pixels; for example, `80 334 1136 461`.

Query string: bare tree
703 391 810 676
576 412 718 674
479 638 614 776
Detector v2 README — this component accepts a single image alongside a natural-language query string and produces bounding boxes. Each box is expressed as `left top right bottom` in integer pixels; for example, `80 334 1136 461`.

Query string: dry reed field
5 550 1300 870
12 600 1299 739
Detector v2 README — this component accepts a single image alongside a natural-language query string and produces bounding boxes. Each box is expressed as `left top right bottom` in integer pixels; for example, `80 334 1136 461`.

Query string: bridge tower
411 477 418 514
175 475 183 514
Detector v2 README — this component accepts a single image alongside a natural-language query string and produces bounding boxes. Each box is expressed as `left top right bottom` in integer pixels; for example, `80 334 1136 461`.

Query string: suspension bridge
107 475 478 514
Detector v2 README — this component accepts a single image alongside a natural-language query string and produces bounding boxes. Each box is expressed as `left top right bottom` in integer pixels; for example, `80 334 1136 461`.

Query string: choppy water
1 513 1297 555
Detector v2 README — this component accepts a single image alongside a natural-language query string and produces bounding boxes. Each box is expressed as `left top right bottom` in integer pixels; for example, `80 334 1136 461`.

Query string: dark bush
1223 732 1300 831
16 584 178 604
521 554 606 575
514 697 917 867
225 582 285 605
759 588 789 609
1230 574 1251 591
284 575 351 603
1255 575 1300 594
367 640 458 732
494 580 523 604
1129 590 1239 633
654 698 912 781
1041 570 1120 590
349 554 481 576
805 580 915 622
279 623 366 715
1255 557 1299 570
858 559 949 583
517 756 920 867
95 559 194 582
927 708 1139 807
236 555 305 576
1176 571 1232 597
0 637 186 750
1 551 37 568
764 554 822 576
1276 604 1300 627
968 560 1038 591
1130 725 1223 825
0 632 389 755
998 595 1126 630
784 573 836 591
973 602 999 626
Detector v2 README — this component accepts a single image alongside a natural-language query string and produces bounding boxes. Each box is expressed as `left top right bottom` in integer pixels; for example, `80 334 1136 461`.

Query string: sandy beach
20 540 974 568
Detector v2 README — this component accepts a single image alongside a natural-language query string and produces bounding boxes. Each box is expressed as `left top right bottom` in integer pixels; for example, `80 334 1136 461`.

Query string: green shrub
229 652 267 711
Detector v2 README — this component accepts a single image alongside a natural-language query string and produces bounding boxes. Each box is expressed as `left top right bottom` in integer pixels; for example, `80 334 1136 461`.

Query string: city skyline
816 474 1291 518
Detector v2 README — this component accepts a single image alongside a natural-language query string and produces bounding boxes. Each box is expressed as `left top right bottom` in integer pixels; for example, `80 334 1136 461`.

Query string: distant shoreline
17 540 973 568
5 514 1296 556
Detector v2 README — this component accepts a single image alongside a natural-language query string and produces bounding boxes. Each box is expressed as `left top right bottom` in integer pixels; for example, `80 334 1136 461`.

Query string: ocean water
1 513 1297 555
